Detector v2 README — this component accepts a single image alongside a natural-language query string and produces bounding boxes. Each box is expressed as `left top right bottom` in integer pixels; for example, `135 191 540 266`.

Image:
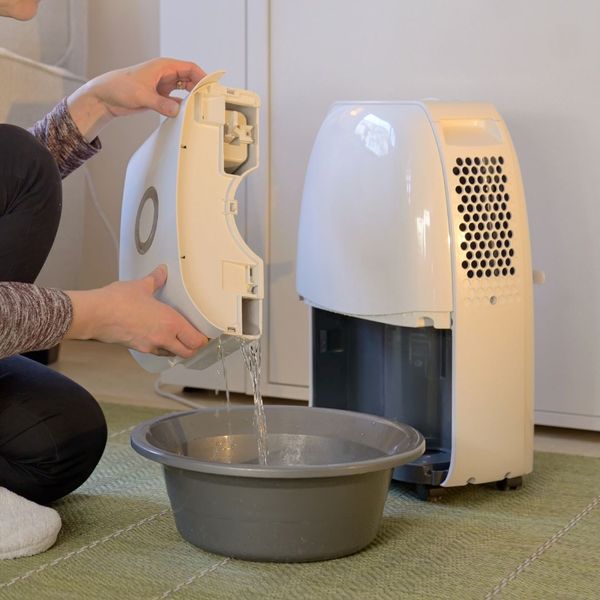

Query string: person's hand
67 58 206 141
65 265 208 358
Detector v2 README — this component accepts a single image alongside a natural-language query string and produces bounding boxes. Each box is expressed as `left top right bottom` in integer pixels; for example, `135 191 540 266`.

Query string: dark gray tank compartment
312 308 452 485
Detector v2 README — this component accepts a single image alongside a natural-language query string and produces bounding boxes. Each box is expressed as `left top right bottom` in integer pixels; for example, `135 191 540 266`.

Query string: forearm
66 84 113 143
63 289 107 342
0 283 73 359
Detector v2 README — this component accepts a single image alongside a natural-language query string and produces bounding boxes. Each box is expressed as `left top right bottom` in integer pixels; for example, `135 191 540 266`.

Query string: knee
68 385 108 462
50 385 108 500
1 380 107 505
39 391 107 504
0 124 62 217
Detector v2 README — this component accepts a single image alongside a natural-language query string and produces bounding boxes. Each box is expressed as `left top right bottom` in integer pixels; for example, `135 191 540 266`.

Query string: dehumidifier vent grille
452 156 515 280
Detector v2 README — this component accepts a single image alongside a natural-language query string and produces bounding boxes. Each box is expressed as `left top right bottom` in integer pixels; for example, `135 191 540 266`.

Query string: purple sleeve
0 283 73 359
28 97 102 179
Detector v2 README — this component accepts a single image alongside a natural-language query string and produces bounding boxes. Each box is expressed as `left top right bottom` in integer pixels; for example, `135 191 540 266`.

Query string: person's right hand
67 58 206 142
65 265 208 358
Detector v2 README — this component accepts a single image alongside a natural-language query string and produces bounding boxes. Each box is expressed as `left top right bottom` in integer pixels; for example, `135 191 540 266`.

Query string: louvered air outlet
451 156 516 280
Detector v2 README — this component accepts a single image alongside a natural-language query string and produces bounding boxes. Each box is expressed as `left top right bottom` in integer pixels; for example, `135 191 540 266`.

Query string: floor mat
1 401 599 600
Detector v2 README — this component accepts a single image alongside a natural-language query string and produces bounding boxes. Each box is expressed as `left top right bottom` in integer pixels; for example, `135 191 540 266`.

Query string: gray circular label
134 186 158 255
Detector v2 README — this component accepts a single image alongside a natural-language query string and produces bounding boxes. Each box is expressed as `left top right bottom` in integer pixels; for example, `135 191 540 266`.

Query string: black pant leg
0 356 107 504
0 124 62 283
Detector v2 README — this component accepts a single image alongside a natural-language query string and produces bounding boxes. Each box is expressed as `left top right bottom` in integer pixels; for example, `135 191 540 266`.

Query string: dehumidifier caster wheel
415 484 445 502
495 476 523 491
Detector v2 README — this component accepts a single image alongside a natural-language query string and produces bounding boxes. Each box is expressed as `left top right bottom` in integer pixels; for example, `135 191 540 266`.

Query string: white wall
81 0 161 288
262 0 600 425
0 0 86 75
1 0 163 289
0 0 87 290
161 0 600 423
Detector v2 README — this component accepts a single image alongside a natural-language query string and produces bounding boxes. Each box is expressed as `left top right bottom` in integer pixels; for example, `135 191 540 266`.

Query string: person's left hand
67 58 207 141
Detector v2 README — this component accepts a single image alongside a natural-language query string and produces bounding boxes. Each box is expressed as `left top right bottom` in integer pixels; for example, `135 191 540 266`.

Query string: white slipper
0 487 62 559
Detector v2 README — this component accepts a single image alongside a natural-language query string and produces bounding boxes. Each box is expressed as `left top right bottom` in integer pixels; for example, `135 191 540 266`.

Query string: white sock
0 487 62 560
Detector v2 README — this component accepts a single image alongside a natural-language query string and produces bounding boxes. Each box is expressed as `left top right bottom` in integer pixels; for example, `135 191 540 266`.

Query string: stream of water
240 339 269 465
217 338 231 412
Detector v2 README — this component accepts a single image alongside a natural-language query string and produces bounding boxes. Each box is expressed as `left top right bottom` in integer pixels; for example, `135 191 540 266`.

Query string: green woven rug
1 402 599 600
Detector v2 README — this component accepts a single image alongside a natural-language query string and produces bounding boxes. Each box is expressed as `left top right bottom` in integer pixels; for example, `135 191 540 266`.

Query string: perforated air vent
451 156 515 279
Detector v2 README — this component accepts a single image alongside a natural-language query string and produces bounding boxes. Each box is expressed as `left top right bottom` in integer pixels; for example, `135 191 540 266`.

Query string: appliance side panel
430 112 534 486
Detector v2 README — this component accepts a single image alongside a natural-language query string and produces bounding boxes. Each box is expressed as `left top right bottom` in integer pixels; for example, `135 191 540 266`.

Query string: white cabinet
161 0 600 429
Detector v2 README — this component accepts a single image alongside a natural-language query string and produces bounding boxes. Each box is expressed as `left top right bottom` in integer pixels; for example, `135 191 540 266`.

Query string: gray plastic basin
131 405 424 562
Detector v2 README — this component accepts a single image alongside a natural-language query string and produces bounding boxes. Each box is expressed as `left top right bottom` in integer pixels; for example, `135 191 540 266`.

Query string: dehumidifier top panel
297 102 453 323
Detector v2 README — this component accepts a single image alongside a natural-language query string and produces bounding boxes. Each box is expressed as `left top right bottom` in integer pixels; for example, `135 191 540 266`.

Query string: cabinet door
159 0 249 394
160 0 310 399
245 1 311 399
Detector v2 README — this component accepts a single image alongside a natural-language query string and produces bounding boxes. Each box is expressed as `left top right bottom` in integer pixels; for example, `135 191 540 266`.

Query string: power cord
82 165 119 255
153 377 206 410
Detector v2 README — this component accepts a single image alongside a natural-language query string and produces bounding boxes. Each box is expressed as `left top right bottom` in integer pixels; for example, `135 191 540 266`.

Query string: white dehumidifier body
297 101 534 497
120 72 263 372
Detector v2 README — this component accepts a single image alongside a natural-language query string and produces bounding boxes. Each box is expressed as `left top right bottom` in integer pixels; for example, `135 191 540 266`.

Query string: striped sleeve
28 97 102 179
0 283 73 359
